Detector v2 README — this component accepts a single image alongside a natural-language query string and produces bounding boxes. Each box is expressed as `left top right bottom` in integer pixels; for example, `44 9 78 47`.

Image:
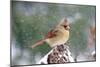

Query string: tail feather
31 39 46 49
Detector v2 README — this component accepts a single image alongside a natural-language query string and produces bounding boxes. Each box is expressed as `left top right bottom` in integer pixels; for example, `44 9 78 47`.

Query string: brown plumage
31 18 70 48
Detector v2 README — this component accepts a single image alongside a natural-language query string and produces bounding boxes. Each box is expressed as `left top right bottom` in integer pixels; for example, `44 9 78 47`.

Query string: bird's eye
63 25 67 29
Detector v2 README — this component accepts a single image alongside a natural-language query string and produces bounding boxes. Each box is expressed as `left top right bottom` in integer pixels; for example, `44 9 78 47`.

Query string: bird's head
57 18 70 30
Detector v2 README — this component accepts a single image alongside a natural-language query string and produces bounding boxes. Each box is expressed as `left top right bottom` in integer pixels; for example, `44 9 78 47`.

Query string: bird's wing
45 29 58 39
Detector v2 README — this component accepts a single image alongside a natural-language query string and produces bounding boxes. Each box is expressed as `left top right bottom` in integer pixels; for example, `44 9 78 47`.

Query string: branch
37 44 74 64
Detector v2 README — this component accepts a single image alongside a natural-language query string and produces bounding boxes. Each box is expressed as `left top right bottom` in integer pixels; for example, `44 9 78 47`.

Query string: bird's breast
45 30 69 48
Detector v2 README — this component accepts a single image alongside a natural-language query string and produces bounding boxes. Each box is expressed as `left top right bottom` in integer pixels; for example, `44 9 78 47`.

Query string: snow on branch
37 44 74 64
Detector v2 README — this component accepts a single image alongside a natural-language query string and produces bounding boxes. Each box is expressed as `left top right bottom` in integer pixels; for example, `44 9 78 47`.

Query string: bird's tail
31 39 46 49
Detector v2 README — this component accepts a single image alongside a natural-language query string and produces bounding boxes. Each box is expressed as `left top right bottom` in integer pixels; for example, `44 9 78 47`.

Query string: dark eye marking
63 25 67 29
64 25 67 28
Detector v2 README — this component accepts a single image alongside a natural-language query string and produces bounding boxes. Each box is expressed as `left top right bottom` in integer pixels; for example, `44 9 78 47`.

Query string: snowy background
11 1 96 66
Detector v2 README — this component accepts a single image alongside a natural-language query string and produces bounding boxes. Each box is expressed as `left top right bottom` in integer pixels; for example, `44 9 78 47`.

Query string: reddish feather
45 30 57 39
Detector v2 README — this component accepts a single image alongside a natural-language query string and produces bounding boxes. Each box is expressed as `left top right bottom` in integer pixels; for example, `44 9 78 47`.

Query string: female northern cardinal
31 18 70 48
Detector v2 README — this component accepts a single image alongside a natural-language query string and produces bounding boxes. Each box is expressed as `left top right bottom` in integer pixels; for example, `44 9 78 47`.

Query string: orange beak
67 25 70 30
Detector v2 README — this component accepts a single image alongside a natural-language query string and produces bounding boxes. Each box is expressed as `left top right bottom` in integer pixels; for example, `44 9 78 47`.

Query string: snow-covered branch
37 44 74 64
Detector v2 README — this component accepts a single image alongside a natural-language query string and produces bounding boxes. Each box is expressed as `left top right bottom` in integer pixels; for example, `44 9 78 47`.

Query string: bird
31 18 70 49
